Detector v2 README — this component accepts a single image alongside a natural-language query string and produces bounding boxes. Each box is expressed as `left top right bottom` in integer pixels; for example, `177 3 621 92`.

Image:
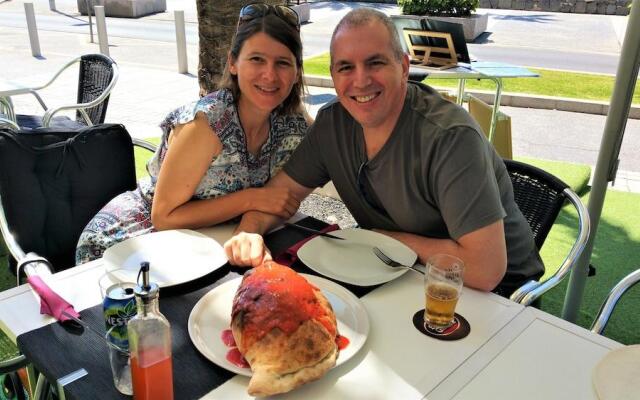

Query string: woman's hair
218 13 305 115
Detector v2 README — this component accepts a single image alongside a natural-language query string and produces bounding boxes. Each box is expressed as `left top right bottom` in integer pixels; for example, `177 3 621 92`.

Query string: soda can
103 282 137 350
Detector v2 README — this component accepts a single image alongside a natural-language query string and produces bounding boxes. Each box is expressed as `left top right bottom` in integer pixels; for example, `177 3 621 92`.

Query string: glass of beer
424 254 465 329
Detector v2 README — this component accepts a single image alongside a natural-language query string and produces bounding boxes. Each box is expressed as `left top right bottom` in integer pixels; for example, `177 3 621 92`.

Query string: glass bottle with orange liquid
127 262 174 400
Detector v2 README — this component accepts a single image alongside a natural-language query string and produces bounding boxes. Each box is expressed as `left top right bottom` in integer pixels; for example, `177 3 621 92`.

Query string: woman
76 3 310 264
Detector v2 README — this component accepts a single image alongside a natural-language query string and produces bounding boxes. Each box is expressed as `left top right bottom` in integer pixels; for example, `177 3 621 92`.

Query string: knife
284 222 345 240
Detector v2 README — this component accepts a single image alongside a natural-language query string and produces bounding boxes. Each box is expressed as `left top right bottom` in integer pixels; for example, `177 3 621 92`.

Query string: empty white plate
102 229 227 288
297 228 418 286
593 345 640 399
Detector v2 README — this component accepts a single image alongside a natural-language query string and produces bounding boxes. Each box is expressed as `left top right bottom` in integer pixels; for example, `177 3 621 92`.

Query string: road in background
0 0 638 184
0 1 627 73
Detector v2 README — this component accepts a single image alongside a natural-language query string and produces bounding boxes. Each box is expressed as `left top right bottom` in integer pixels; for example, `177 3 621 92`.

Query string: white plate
188 274 370 376
593 345 640 400
102 229 227 288
297 228 418 286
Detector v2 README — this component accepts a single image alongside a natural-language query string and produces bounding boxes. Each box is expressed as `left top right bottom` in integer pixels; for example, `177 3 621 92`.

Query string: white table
0 223 622 400
206 273 523 399
0 219 242 341
427 307 622 400
0 261 523 400
0 259 104 342
421 61 539 143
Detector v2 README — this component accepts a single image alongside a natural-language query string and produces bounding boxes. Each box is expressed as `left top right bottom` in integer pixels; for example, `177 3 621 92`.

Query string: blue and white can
103 282 137 350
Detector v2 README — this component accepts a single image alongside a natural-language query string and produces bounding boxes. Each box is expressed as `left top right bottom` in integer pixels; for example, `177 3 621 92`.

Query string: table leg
456 79 466 106
487 77 503 143
0 97 16 122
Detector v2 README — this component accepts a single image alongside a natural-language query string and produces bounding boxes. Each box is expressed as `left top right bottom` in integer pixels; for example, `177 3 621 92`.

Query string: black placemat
17 217 377 399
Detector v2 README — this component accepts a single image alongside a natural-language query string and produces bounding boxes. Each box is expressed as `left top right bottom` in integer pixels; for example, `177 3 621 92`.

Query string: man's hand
224 231 272 267
224 171 314 267
249 187 300 219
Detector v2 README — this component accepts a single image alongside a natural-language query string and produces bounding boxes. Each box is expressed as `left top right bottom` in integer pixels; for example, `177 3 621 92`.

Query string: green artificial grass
304 53 331 77
302 53 640 104
134 137 161 179
426 69 640 104
539 189 640 345
515 156 591 195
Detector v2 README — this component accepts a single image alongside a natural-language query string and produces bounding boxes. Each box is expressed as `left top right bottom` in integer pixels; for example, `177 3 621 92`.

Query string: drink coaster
412 309 470 341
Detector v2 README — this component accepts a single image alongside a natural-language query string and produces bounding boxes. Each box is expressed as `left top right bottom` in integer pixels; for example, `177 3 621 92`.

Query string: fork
372 247 424 275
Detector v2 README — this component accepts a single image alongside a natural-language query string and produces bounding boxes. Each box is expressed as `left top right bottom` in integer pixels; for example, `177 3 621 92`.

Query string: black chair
0 123 156 272
391 16 471 82
591 268 640 335
13 54 118 130
0 123 156 399
504 159 591 306
390 15 430 82
0 356 30 400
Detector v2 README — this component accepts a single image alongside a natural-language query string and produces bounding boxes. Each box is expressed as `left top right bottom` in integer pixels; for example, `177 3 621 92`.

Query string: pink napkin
27 275 80 322
275 224 340 266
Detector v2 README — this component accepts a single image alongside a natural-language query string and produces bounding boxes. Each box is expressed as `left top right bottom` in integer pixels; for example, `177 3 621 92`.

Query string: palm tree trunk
196 0 285 96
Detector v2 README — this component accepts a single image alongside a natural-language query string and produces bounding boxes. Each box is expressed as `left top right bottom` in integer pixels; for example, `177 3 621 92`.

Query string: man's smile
351 92 380 103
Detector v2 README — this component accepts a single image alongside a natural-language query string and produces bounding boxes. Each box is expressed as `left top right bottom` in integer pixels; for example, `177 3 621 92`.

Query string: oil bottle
127 262 174 400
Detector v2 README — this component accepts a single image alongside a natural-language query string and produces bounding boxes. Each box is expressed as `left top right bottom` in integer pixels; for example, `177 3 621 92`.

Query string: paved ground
0 0 638 191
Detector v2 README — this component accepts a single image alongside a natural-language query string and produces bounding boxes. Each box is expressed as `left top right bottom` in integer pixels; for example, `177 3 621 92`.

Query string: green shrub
398 0 479 16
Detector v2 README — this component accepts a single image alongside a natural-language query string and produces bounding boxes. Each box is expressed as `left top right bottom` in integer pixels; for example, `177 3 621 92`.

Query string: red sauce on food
226 348 250 368
231 262 337 351
335 335 350 350
221 329 236 347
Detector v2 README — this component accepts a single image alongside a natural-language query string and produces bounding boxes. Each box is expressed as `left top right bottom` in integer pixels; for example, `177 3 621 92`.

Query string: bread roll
231 261 339 396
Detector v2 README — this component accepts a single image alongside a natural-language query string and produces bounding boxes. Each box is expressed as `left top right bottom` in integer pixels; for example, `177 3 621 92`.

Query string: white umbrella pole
562 0 640 322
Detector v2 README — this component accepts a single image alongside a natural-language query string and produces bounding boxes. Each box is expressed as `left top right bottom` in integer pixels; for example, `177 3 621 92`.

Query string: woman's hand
249 187 300 218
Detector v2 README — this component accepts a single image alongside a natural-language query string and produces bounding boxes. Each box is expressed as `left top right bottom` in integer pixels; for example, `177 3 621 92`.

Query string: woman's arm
151 113 299 230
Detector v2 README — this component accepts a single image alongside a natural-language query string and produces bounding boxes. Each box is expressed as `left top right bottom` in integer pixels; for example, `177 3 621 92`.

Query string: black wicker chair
504 159 591 306
13 54 118 130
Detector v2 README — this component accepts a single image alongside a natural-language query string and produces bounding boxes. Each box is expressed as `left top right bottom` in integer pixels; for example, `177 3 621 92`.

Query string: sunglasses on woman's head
238 3 300 31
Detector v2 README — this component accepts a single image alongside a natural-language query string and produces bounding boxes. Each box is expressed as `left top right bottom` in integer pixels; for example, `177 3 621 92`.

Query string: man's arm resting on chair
224 172 314 267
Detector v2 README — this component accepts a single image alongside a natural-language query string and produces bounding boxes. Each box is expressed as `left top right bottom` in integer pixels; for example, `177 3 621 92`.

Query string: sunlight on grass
135 137 161 179
304 53 331 77
303 53 640 104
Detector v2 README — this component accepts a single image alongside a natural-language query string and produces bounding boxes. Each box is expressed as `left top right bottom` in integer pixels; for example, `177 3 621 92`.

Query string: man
224 8 544 296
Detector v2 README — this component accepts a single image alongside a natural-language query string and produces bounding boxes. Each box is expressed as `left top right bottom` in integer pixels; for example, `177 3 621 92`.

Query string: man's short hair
330 8 405 62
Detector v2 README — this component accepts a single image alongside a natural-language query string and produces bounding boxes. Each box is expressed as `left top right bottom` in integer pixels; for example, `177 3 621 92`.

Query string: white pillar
94 5 109 56
24 3 41 57
174 10 188 74
86 0 94 43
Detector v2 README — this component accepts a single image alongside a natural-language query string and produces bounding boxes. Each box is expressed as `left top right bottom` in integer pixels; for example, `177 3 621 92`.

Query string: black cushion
16 114 87 131
0 124 137 271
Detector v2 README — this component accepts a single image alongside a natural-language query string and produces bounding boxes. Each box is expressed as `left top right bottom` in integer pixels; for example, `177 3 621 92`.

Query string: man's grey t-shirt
284 82 543 288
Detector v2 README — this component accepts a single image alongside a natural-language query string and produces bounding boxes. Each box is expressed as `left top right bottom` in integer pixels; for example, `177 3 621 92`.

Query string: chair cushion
16 114 87 131
0 124 136 270
408 66 429 82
